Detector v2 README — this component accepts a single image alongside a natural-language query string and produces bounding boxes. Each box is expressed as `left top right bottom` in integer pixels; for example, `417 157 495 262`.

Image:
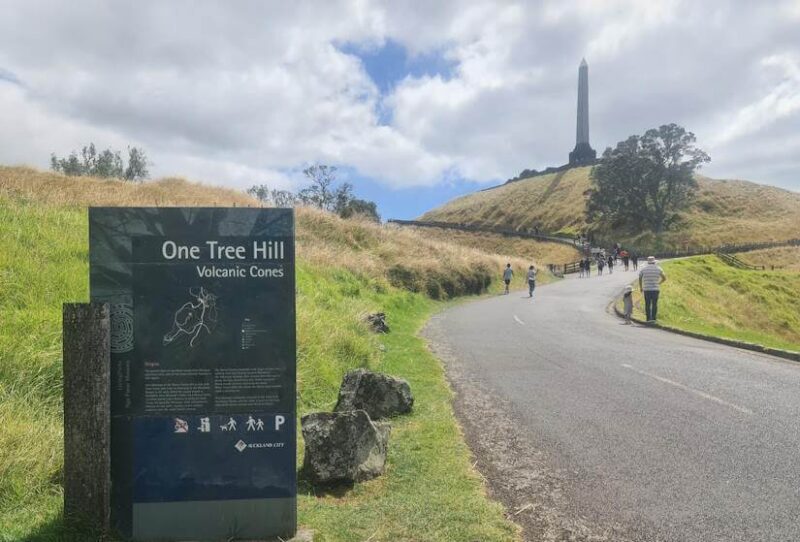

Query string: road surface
424 270 800 542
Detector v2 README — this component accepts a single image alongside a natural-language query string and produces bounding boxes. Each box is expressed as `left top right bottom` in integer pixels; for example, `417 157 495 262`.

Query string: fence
388 219 800 274
716 252 766 270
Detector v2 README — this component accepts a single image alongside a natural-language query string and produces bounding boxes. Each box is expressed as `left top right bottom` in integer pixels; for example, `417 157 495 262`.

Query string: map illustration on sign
162 287 218 348
109 303 135 353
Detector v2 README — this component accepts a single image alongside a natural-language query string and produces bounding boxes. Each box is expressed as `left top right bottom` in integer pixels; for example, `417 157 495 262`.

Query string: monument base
569 142 597 166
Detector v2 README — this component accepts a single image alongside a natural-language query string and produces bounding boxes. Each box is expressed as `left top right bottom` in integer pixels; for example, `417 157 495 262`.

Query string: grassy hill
624 255 800 352
0 166 537 541
735 246 800 272
405 226 582 265
421 167 800 251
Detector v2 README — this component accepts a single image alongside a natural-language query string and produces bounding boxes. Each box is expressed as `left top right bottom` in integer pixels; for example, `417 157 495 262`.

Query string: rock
365 312 389 333
334 369 414 419
301 410 390 484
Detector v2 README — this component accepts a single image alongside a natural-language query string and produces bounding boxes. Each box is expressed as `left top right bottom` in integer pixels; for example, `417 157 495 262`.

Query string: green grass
421 168 800 251
0 194 519 541
624 256 800 352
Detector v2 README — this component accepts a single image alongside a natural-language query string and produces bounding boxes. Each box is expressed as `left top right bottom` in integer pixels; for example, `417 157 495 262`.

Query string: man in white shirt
639 256 667 322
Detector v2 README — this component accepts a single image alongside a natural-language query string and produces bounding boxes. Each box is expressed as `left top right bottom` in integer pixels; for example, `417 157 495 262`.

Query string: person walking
622 285 633 324
503 263 513 295
607 255 614 274
621 250 630 271
526 265 537 298
578 259 584 278
597 256 605 276
631 253 638 271
639 256 666 322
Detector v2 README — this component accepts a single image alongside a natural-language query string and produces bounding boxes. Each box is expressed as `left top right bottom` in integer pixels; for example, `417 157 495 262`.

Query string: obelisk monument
568 58 597 166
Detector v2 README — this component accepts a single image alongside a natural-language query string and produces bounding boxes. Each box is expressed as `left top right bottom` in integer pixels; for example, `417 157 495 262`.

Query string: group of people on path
502 251 667 324
578 250 639 278
503 263 538 298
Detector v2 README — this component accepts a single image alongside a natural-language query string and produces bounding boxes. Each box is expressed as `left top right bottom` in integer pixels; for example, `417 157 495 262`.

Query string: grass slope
0 167 531 541
421 167 800 250
735 246 800 272
625 256 800 352
407 227 581 265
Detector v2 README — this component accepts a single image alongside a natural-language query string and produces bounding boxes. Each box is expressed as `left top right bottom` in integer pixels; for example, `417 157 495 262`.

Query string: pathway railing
388 219 800 274
716 252 766 270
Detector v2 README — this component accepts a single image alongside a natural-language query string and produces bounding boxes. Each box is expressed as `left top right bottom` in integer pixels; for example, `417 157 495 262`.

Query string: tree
51 152 83 176
94 149 124 178
332 182 354 215
588 123 710 234
270 189 297 208
125 146 149 181
247 184 271 203
50 142 149 181
247 163 379 220
338 198 380 222
297 164 337 210
247 184 297 207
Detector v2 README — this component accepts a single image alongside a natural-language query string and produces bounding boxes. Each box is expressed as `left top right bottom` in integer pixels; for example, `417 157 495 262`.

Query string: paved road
425 270 800 542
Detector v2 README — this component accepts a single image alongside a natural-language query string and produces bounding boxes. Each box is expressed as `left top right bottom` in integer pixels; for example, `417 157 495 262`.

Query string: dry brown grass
0 165 257 207
735 246 800 272
421 167 592 235
0 165 539 298
407 226 581 264
421 167 800 249
297 207 536 298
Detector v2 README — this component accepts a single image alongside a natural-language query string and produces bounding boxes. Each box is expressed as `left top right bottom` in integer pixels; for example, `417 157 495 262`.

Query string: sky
1 1 799 220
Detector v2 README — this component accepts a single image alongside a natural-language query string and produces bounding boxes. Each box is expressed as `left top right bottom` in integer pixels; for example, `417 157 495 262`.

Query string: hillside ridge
420 166 800 250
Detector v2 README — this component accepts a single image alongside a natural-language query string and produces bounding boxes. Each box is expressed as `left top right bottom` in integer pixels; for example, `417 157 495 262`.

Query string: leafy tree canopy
51 143 149 181
247 164 379 222
588 123 710 234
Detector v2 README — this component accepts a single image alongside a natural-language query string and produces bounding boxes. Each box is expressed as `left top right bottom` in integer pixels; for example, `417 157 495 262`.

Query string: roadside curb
609 295 800 363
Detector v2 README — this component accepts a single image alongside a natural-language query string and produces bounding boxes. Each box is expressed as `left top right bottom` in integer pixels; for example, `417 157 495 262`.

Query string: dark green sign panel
89 208 296 540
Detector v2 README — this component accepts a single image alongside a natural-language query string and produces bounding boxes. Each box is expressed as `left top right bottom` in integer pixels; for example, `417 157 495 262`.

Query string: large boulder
365 312 389 333
334 369 414 419
301 410 390 484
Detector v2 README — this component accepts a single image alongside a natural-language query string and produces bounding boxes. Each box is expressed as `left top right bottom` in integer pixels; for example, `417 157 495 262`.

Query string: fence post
63 303 111 531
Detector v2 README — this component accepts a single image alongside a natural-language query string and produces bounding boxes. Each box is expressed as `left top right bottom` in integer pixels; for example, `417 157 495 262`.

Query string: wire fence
389 219 800 276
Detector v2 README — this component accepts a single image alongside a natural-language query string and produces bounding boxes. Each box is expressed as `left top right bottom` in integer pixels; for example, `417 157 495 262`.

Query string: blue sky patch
340 39 456 95
0 68 22 87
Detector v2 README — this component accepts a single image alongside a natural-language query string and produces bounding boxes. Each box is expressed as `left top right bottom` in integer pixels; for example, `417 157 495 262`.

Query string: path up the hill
425 270 800 541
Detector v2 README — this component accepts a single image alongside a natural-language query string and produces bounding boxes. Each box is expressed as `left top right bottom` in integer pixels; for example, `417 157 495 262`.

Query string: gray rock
366 312 389 333
334 369 414 419
301 410 390 484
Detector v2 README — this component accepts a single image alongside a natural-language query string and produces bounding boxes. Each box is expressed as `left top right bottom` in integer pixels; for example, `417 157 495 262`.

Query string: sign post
89 208 296 540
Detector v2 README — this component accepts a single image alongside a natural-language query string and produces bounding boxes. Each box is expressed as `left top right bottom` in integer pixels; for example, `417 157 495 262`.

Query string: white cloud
710 53 800 146
0 0 798 194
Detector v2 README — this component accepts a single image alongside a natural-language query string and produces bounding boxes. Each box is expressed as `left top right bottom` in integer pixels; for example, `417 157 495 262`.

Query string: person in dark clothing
631 253 639 271
607 255 614 274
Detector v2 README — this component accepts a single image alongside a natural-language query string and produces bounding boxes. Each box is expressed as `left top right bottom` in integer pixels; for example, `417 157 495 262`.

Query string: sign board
89 208 296 540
